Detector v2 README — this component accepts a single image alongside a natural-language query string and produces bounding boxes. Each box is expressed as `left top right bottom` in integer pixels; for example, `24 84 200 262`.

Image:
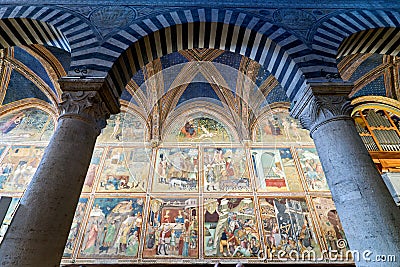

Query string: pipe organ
353 106 400 173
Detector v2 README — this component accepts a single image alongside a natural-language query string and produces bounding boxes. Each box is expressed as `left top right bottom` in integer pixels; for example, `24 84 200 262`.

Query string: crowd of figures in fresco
255 109 312 143
153 148 199 192
203 148 250 192
260 198 321 259
0 107 351 264
143 198 198 258
204 198 261 258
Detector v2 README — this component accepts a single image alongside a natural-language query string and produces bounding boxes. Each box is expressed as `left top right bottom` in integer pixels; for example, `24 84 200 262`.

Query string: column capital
58 77 121 114
290 82 353 136
59 90 110 135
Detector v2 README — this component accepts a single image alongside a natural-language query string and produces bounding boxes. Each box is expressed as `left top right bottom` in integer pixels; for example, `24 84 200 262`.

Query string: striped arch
0 6 98 71
338 28 400 58
97 9 309 101
313 10 400 77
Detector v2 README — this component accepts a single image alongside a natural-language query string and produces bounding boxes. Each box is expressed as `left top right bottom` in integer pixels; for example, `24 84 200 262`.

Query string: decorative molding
297 95 353 136
290 83 354 136
351 96 400 117
58 77 120 114
0 98 58 121
59 91 110 135
351 95 400 110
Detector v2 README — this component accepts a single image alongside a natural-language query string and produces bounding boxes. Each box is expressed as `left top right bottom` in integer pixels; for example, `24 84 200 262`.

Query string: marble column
293 93 400 266
0 90 110 266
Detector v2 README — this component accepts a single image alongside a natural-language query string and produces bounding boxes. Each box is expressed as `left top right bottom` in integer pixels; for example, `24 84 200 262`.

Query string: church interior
0 1 399 266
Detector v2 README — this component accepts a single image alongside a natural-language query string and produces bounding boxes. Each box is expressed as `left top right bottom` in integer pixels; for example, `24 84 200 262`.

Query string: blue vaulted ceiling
0 45 392 113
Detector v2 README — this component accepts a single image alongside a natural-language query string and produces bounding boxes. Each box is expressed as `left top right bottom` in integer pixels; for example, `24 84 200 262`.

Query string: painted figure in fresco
219 228 230 256
115 215 135 253
225 157 235 179
0 112 25 134
304 159 325 190
110 116 122 141
197 125 214 140
281 118 291 140
83 221 100 253
81 199 143 257
325 209 347 252
204 148 250 192
102 220 116 252
190 230 198 249
212 149 225 166
175 210 185 224
98 148 149 192
144 198 198 258
126 230 139 256
158 154 168 184
275 200 292 241
174 117 231 142
205 198 259 258
157 225 170 255
270 117 282 135
0 163 13 189
64 201 87 255
290 119 302 141
206 164 217 191
261 198 320 260
0 147 44 191
154 149 198 192
84 164 97 190
182 230 190 257
170 229 177 252
182 120 196 138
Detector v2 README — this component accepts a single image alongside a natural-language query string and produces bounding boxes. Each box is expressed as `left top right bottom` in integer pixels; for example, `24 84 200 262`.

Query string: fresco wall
0 108 352 265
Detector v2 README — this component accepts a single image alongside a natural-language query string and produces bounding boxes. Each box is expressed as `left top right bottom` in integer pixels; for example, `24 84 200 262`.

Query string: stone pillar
292 92 400 266
0 90 110 266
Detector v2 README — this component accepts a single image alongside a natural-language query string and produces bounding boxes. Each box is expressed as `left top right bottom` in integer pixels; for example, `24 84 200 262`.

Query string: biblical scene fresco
251 148 302 192
0 145 45 192
204 198 261 258
97 112 146 143
0 197 19 244
64 198 88 258
203 147 250 192
152 148 199 192
82 148 104 192
143 198 199 258
259 198 321 261
0 108 54 142
254 111 311 143
167 117 232 143
79 198 144 258
295 148 329 191
312 197 349 258
97 147 151 193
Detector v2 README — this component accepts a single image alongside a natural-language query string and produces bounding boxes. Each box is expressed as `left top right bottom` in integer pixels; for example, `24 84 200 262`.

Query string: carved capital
59 91 111 135
293 95 353 136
